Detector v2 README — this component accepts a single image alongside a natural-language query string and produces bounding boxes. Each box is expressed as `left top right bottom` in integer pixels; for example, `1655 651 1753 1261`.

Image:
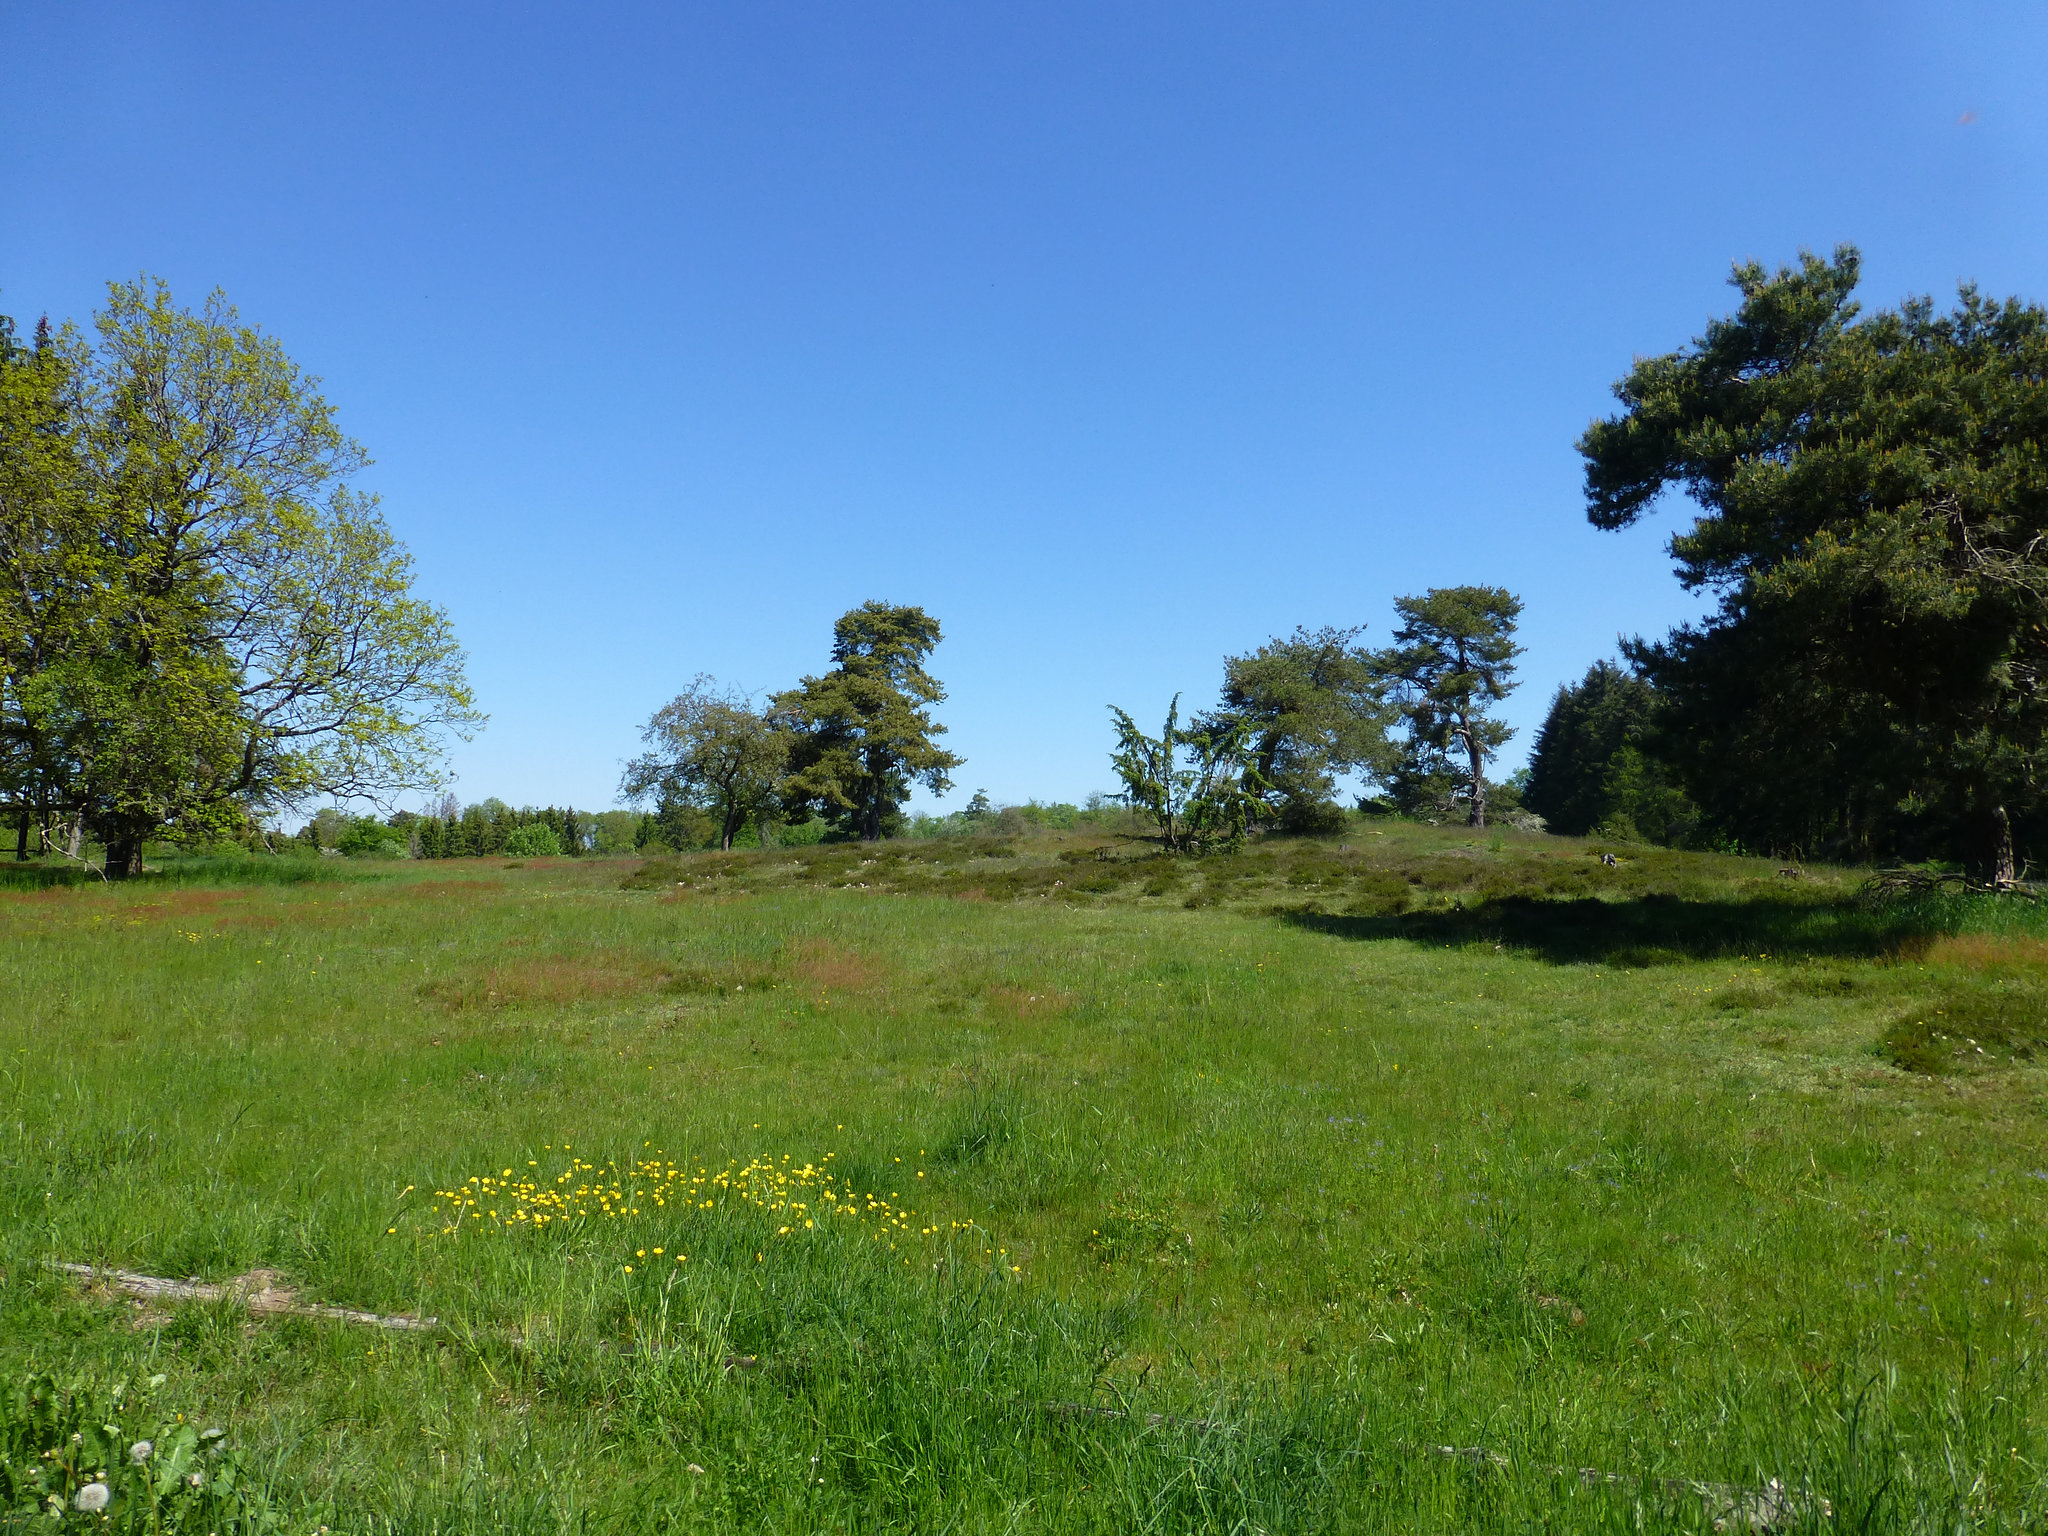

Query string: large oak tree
0 280 480 875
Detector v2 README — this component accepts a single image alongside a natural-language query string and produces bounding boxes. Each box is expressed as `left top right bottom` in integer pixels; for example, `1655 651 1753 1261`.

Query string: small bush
1278 799 1348 836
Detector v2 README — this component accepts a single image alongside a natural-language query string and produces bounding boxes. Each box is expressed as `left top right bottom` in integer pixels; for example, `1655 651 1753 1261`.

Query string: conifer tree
775 603 961 841
1378 587 1523 828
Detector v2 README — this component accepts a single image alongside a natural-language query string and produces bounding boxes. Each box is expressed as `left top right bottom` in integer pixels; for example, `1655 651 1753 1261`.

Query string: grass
1 822 2045 1531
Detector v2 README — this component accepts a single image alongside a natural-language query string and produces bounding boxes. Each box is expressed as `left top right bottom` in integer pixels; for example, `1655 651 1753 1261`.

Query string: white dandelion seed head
75 1482 111 1512
128 1439 153 1463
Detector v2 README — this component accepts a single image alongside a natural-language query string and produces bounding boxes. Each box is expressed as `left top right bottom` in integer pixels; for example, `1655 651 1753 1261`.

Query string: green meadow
3 824 2046 1532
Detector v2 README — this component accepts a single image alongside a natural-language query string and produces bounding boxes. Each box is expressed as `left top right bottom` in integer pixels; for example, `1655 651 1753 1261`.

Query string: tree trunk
12 812 26 862
1983 803 2017 888
67 816 83 859
106 834 144 880
1464 725 1487 829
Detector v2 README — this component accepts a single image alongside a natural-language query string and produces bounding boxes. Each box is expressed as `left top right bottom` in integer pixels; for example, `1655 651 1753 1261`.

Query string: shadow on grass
1279 894 1942 966
0 863 99 890
0 857 393 891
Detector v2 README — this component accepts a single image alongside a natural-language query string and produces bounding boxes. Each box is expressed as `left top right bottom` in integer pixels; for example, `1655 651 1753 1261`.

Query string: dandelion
75 1484 111 1513
128 1440 153 1463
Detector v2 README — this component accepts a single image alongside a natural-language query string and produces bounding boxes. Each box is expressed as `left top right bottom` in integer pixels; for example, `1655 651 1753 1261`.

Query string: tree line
11 248 2047 879
294 801 640 860
621 586 1535 855
1540 245 2048 882
632 243 2048 882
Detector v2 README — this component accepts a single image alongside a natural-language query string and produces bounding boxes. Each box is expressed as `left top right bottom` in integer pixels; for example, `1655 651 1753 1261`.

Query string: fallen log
54 1263 440 1331
51 1261 759 1370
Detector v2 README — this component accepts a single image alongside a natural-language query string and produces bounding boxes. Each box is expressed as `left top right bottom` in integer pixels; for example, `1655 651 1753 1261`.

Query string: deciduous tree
0 312 89 861
1200 624 1394 833
622 675 788 850
1 281 480 875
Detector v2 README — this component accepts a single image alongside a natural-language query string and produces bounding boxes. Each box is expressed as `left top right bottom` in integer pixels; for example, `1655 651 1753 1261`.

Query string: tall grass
0 828 2042 1530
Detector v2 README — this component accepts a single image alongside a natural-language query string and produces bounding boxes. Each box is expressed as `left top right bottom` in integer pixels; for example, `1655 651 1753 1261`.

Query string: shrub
1277 798 1348 836
503 823 562 858
336 815 406 858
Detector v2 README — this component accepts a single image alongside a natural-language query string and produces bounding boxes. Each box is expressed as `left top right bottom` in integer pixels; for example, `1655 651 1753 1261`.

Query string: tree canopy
1581 246 2048 878
1200 625 1393 833
775 602 962 841
1523 661 1696 842
1378 587 1523 827
0 280 479 874
621 675 787 851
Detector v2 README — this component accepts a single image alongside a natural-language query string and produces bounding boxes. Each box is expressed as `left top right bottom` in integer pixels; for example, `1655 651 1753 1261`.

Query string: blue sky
4 3 2044 816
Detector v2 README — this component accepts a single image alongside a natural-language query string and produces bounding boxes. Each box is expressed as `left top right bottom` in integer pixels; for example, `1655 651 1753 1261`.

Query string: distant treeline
286 802 628 859
277 793 1145 861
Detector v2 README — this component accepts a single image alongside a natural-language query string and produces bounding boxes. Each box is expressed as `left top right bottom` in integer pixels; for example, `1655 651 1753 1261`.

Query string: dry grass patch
1919 933 2048 969
784 938 888 994
985 985 1076 1020
424 953 675 1010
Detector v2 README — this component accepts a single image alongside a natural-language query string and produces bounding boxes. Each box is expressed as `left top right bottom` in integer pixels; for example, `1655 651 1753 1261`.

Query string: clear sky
4 3 2044 816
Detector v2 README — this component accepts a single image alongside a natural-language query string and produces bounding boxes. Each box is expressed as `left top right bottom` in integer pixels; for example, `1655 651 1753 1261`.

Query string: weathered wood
52 1260 761 1371
53 1263 440 1331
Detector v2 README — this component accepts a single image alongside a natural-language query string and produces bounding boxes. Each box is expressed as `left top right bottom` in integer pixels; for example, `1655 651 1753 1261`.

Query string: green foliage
333 814 405 859
1201 625 1394 830
1525 663 1698 843
1378 587 1523 827
621 676 787 852
502 822 561 857
906 798 1133 840
0 282 479 878
1581 245 2048 877
776 602 962 841
589 810 640 854
1108 695 1267 852
403 800 597 858
0 1370 272 1531
0 315 90 858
